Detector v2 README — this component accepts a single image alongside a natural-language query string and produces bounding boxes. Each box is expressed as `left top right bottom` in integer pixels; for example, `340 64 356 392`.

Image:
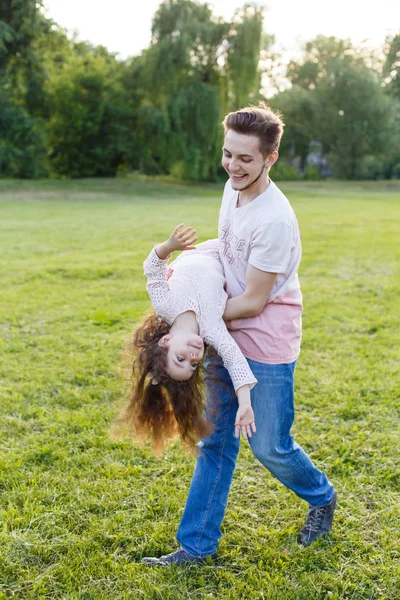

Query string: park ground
0 178 399 599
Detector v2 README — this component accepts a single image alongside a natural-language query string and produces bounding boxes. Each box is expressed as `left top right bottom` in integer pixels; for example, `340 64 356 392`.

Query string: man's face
222 129 276 193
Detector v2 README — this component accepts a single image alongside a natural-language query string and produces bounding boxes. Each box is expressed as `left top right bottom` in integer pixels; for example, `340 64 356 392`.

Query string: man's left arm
223 265 277 321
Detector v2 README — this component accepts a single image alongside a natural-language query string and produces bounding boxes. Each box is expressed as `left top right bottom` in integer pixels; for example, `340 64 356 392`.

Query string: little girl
123 224 257 453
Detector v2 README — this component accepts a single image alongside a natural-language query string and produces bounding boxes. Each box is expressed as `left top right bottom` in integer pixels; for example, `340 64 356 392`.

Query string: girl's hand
155 224 198 260
234 404 256 440
167 224 198 253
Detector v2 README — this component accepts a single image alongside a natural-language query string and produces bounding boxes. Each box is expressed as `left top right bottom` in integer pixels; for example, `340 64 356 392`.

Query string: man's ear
266 151 279 168
158 335 171 348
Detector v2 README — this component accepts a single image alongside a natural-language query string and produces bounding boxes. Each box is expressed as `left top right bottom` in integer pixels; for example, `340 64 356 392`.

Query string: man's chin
230 176 248 189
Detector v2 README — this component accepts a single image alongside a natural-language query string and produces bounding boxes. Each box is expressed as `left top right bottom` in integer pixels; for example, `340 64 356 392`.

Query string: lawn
0 177 399 599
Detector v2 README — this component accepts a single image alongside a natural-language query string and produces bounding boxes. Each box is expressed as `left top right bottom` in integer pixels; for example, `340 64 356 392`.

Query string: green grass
0 177 399 599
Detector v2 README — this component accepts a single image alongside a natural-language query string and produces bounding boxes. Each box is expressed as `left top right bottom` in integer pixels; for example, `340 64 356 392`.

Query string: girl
123 224 257 453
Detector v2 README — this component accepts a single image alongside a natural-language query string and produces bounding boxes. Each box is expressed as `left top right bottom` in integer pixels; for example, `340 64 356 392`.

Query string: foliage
168 81 222 180
0 0 50 176
45 53 134 177
316 62 394 179
0 3 399 180
270 161 300 181
276 36 398 179
383 33 400 99
0 83 47 178
271 86 319 171
226 4 267 110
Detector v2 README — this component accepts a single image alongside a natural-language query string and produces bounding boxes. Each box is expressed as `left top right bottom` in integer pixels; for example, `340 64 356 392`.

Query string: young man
143 104 336 566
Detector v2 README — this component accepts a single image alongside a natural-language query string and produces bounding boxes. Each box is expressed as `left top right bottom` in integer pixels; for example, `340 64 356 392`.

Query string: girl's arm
143 224 198 314
155 224 198 259
210 322 257 440
208 321 257 392
235 385 256 441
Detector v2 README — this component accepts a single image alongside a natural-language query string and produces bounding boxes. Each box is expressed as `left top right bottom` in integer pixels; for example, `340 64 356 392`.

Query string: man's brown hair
223 102 284 157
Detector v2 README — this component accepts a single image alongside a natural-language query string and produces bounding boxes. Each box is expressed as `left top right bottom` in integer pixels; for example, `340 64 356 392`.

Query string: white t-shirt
218 179 303 364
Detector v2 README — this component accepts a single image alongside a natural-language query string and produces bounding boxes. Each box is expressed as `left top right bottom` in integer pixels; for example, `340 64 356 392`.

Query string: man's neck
237 177 271 207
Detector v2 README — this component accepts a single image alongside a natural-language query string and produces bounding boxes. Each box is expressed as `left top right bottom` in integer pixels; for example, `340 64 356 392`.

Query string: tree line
1 0 399 180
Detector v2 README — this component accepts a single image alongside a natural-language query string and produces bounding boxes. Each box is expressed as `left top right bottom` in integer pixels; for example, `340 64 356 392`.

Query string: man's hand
155 224 198 259
234 404 256 440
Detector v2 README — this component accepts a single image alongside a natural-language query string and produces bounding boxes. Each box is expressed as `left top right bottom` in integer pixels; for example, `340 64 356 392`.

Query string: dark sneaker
141 548 217 566
298 490 337 546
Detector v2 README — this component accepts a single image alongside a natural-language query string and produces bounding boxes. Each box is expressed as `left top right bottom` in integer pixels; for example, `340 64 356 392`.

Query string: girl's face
158 332 204 381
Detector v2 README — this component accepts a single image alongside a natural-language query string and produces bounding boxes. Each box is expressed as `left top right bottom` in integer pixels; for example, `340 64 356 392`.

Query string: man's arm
223 265 277 321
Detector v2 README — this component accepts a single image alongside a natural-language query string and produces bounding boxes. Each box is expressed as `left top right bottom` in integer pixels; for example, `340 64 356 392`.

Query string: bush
302 165 322 180
0 89 47 178
271 162 300 181
355 155 386 180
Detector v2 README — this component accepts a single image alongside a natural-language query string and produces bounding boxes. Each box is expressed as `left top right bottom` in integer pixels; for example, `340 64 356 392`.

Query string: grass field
0 177 399 599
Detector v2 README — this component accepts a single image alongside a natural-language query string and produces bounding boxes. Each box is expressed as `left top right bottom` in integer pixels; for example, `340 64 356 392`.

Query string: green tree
150 0 228 91
271 86 318 171
286 35 365 90
226 4 267 110
131 0 267 180
0 0 50 176
383 33 400 99
134 0 230 179
0 81 47 177
317 63 394 179
45 53 134 177
284 36 396 179
168 81 221 179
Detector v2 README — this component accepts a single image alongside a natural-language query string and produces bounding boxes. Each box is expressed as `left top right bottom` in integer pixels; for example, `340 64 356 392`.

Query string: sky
43 0 399 60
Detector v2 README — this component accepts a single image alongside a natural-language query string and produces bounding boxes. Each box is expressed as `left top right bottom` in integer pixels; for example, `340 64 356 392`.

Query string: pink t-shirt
218 179 303 364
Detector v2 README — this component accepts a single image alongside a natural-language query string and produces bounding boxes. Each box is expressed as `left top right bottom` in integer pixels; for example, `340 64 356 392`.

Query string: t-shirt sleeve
249 222 293 273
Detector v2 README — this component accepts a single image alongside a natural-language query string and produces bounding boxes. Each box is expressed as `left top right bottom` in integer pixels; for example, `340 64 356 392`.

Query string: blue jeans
176 354 335 558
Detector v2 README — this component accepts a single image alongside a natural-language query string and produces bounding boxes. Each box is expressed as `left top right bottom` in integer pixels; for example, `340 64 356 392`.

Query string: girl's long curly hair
120 311 213 454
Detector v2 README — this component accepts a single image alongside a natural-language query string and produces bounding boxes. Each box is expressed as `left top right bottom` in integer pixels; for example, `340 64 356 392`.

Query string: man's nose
229 159 239 171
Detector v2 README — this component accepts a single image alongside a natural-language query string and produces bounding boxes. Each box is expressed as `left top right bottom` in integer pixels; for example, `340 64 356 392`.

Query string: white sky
43 0 398 60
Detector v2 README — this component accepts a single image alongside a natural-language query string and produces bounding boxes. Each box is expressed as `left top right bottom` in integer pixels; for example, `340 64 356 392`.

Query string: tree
271 86 319 171
168 81 221 179
383 33 400 99
226 4 267 110
129 0 268 179
150 0 228 94
286 35 365 90
132 0 231 179
284 36 396 179
45 53 134 177
0 0 50 176
0 81 47 177
316 63 394 179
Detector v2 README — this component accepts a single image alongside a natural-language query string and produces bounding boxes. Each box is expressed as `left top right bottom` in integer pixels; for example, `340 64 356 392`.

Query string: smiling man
142 103 337 566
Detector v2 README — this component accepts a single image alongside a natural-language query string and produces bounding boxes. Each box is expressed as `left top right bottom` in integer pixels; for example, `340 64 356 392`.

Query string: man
143 103 336 565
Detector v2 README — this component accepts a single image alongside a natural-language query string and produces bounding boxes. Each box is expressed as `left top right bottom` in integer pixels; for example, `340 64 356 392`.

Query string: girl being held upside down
122 224 257 453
